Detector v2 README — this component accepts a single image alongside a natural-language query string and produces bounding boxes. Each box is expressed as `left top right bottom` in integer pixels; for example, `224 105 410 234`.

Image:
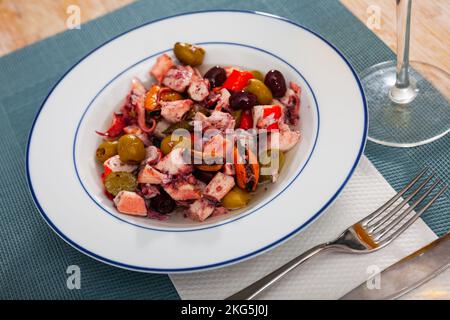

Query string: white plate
27 10 367 273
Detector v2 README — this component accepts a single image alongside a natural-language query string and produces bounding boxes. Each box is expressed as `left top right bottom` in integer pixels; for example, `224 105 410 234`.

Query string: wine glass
361 0 450 147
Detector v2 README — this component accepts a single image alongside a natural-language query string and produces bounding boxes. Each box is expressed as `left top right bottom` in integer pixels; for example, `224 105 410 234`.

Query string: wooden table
0 0 448 73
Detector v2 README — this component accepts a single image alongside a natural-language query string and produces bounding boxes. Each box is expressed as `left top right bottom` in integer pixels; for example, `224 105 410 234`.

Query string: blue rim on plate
73 41 321 232
26 10 368 273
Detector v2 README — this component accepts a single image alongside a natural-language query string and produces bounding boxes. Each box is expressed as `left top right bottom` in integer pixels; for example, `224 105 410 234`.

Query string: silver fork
226 168 448 300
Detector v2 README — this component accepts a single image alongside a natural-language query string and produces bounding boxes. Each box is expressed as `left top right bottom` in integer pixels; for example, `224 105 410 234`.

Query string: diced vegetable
222 70 254 91
117 134 146 164
173 42 205 66
239 110 253 130
222 187 251 210
245 79 273 105
96 140 118 163
144 85 160 111
96 113 126 138
160 134 190 155
230 90 257 110
163 120 193 135
149 189 176 214
160 90 184 102
104 172 138 196
204 66 227 88
250 70 265 82
264 70 287 98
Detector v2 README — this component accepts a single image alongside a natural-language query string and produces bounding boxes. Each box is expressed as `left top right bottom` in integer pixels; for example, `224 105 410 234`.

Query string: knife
340 232 450 300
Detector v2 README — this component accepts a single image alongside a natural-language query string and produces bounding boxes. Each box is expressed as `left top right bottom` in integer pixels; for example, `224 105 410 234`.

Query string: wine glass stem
396 0 412 88
390 0 417 103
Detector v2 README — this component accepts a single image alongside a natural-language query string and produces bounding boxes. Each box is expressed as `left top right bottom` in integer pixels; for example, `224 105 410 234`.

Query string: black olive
193 170 215 184
229 90 258 110
150 189 176 214
204 66 227 88
151 136 162 148
264 70 287 98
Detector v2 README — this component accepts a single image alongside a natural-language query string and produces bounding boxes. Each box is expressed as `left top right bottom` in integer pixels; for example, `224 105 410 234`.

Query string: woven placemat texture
0 0 448 299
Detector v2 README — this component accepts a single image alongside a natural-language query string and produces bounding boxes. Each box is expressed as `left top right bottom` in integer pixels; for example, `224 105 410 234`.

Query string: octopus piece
129 78 146 105
113 191 147 217
123 125 151 146
155 148 193 176
150 54 174 83
127 78 156 133
138 165 169 184
162 176 202 201
211 206 229 218
193 110 235 133
139 184 160 199
252 104 284 130
203 134 233 161
104 155 138 173
215 88 231 111
187 198 216 222
205 91 221 108
154 119 172 138
223 163 235 176
270 123 301 152
162 65 194 92
188 78 210 102
160 99 193 123
141 146 162 166
204 172 236 202
280 82 301 126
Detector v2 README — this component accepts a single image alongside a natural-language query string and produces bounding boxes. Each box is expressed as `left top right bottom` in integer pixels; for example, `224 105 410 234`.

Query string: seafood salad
95 42 301 222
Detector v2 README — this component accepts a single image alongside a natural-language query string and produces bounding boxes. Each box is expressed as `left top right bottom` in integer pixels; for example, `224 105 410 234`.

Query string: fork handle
225 243 331 300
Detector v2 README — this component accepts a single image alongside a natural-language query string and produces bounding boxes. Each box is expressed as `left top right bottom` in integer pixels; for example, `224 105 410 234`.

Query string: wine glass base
361 61 450 148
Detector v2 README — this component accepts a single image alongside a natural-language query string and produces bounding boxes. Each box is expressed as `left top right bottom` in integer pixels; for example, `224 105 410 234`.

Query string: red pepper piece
222 70 254 91
263 105 282 131
96 113 126 138
239 110 254 130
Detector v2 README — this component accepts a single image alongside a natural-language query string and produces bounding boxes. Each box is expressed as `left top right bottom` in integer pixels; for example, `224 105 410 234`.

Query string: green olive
117 134 146 164
185 105 211 120
259 149 285 182
104 172 138 196
160 134 191 155
96 140 118 163
160 91 184 102
163 120 193 135
173 42 205 67
251 70 265 82
245 79 273 105
222 187 252 210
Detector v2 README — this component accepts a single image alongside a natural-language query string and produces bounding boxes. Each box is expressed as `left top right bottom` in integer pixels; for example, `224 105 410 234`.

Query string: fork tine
368 173 435 231
373 179 443 241
361 167 429 226
376 184 448 245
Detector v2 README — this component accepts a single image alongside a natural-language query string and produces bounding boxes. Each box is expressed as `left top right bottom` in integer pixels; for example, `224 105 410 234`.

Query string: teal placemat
0 0 448 299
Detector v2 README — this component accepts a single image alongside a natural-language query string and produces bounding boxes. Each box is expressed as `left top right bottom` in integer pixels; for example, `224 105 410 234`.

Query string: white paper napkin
170 156 439 299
